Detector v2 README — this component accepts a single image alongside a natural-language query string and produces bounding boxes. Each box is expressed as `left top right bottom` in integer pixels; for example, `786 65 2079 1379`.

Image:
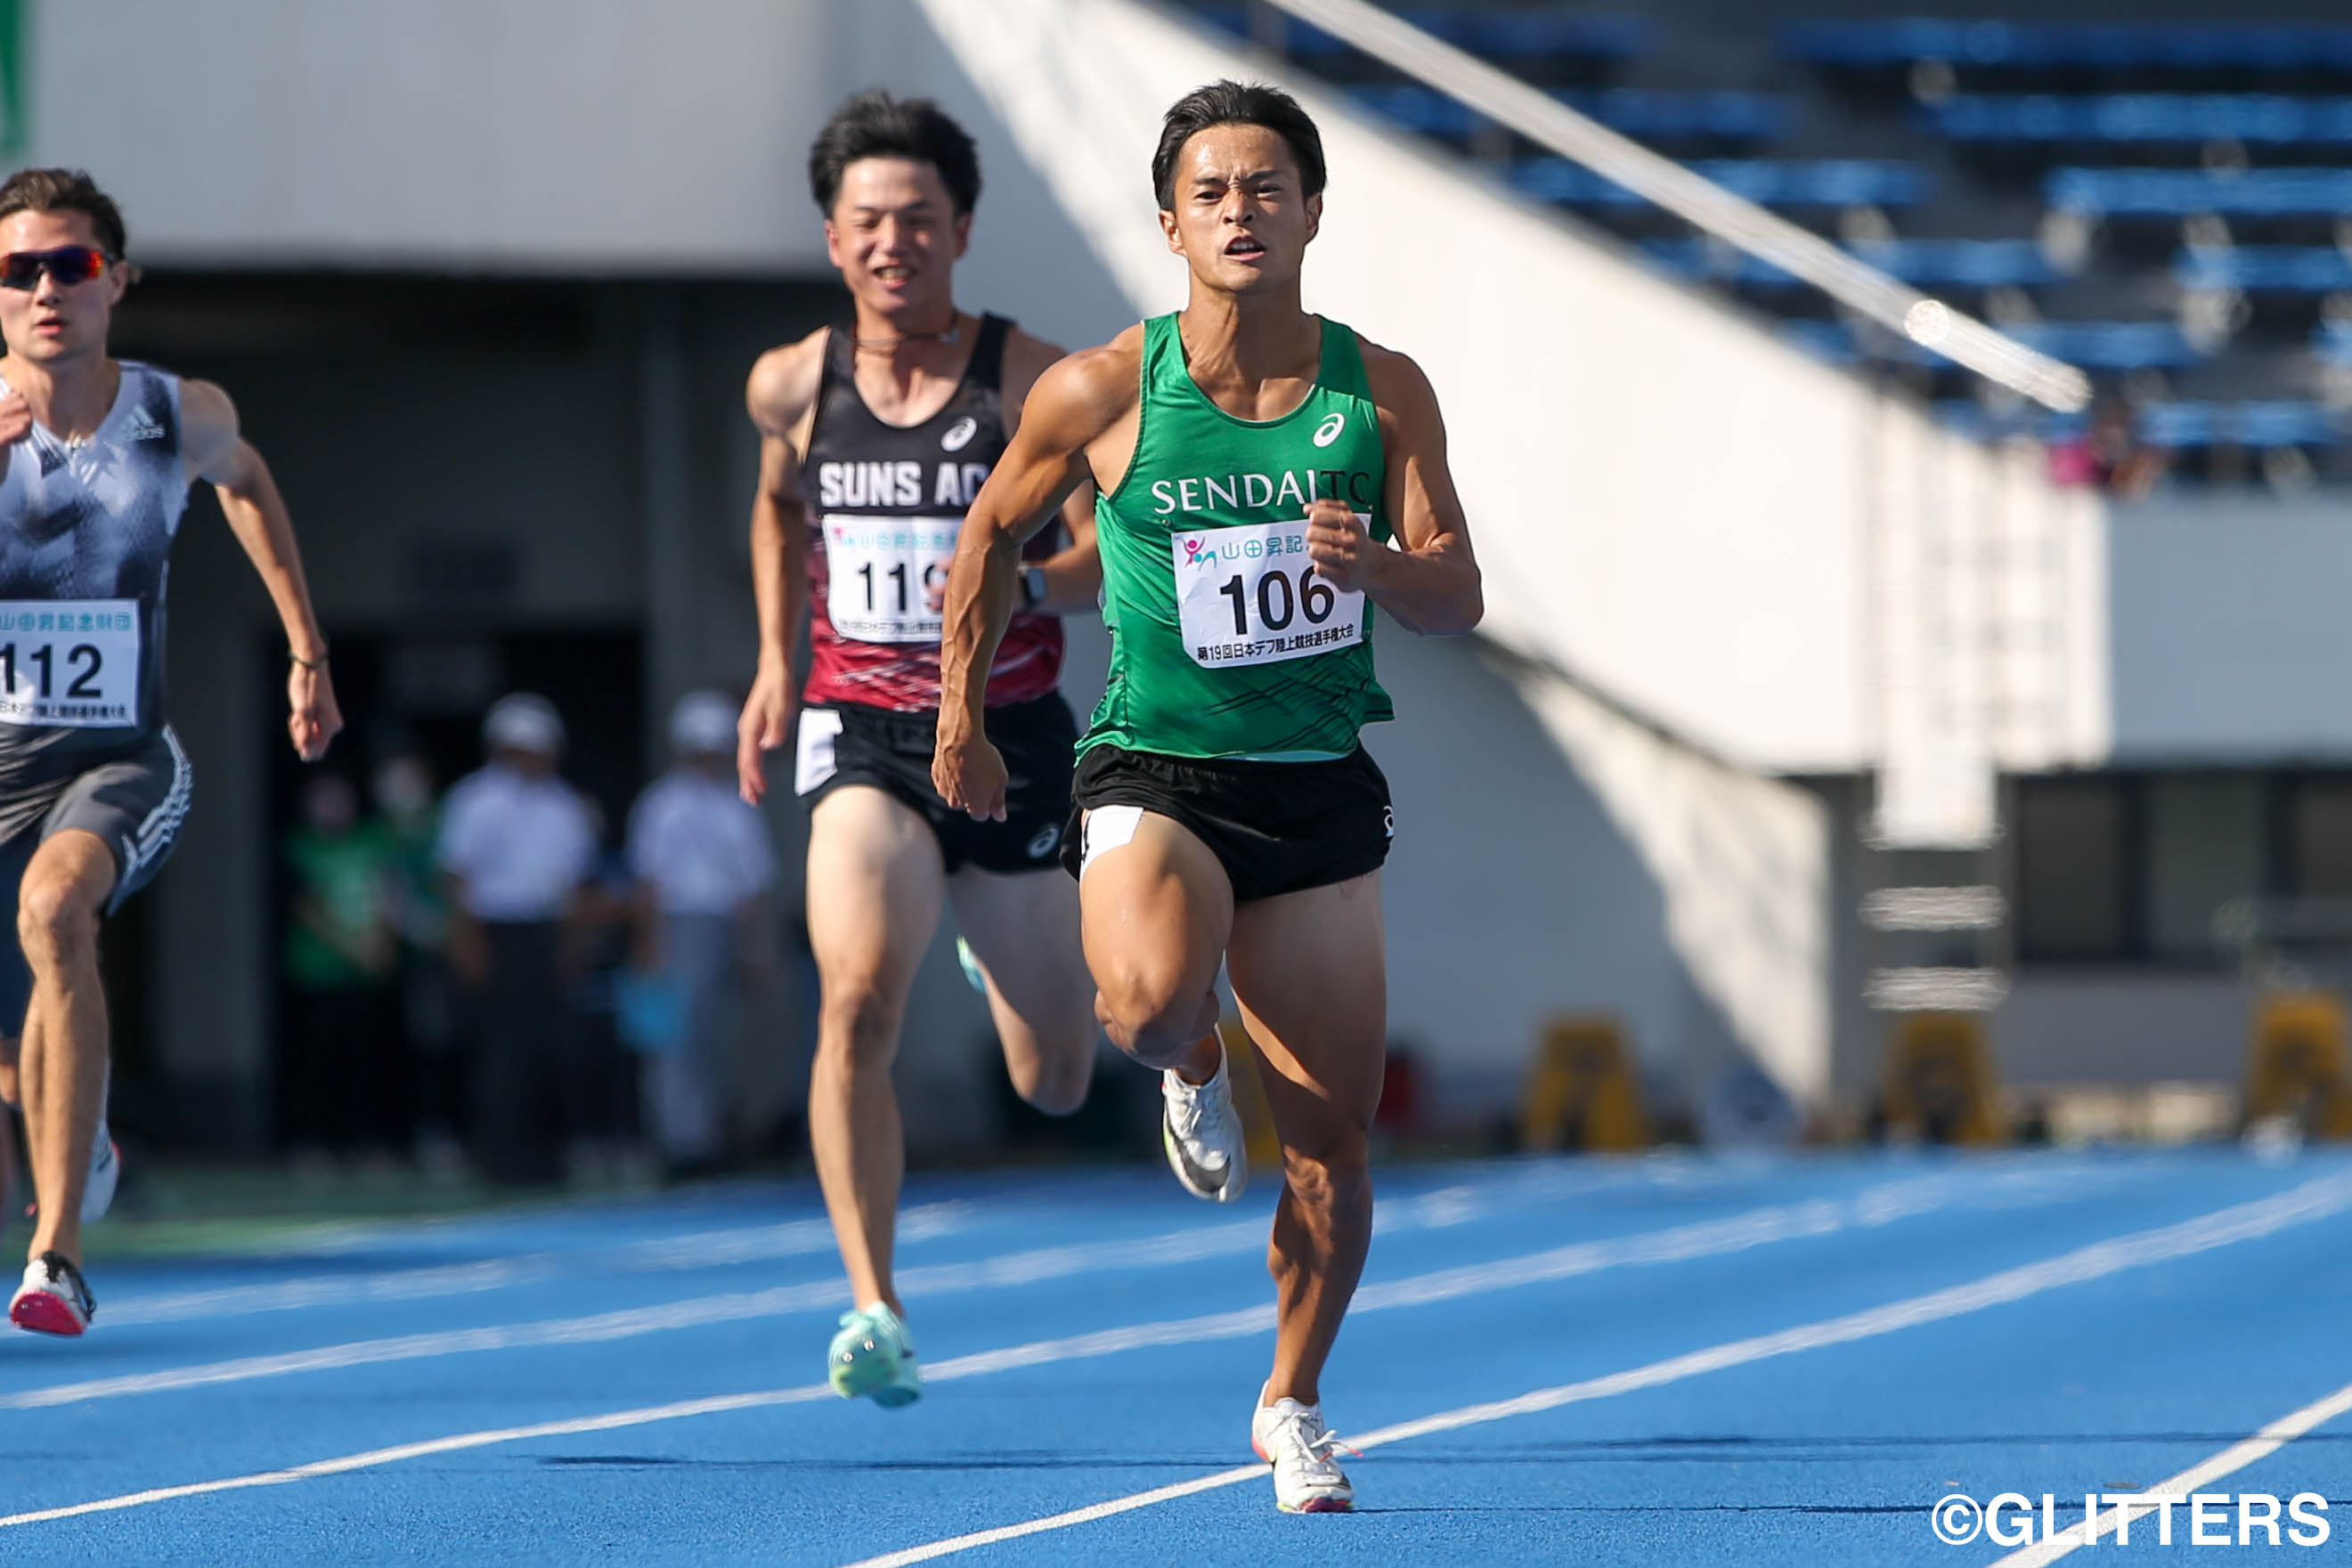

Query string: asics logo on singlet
1312 411 1345 448
940 416 978 452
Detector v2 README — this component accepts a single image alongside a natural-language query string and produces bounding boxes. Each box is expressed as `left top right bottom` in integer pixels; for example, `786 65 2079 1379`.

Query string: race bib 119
0 599 139 728
823 515 961 644
1173 517 1366 669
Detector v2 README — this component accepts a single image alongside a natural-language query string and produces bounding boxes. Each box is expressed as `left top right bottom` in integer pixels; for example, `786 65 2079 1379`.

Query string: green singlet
1082 313 1396 761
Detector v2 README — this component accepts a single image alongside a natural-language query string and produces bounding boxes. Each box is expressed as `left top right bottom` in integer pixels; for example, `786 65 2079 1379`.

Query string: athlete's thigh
1225 872 1387 1132
804 785 948 1011
948 866 1093 1052
1077 808 1234 1010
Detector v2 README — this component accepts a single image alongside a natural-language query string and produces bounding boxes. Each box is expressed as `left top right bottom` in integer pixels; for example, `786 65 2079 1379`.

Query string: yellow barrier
2243 991 2352 1139
1882 1013 2002 1146
1521 1014 1648 1153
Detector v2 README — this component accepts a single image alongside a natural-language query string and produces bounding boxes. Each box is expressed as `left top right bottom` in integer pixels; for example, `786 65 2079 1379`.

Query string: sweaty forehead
836 157 951 214
1179 123 1298 183
0 208 100 252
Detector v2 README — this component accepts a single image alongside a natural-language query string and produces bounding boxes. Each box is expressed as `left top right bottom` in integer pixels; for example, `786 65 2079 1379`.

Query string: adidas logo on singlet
123 408 166 443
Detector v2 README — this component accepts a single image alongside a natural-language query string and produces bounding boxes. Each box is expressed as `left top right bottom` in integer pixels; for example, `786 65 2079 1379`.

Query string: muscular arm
934 341 1138 818
735 335 823 804
180 379 342 760
1001 331 1103 615
1330 345 1482 638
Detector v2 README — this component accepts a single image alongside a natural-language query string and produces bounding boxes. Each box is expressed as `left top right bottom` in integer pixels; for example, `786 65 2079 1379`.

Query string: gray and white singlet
0 360 189 843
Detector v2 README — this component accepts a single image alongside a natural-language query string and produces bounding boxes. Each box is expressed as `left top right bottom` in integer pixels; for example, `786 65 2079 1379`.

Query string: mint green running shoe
956 937 989 997
828 1304 921 1408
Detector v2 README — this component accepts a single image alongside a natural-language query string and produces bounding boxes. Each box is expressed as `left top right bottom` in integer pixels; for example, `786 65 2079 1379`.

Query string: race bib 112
1173 516 1366 669
0 599 140 728
823 515 961 644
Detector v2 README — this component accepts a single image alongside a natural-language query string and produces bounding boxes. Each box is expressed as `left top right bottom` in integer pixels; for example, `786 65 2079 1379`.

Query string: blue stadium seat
2137 401 2340 447
1351 85 1790 144
1933 94 2352 147
2310 321 2352 362
1934 399 2339 448
1644 236 2059 288
2007 321 2204 369
1776 317 2197 370
1434 10 1648 62
1514 157 1926 208
2174 247 2352 293
1203 5 1648 64
1783 20 2352 73
2047 167 2352 217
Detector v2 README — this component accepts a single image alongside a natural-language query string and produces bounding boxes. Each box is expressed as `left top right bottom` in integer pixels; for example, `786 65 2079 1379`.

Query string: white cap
483 692 565 754
669 689 738 755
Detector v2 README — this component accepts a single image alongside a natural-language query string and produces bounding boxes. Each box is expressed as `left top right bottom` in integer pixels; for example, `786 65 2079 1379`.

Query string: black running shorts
796 695 1075 875
0 726 191 1036
1063 743 1393 905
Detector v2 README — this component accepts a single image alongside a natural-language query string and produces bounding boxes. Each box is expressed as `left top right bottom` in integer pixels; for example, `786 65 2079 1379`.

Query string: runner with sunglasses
0 169 341 1336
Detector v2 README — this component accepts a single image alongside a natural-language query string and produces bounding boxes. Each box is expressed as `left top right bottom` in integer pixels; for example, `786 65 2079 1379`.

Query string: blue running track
4 1148 2351 1565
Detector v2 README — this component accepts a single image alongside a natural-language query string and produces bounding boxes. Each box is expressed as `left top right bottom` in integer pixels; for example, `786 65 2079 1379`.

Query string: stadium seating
1351 85 1790 148
1932 94 2352 149
1781 20 2352 77
1511 157 1927 210
1174 2 2352 482
2175 246 2352 295
2047 167 2352 219
1645 237 2063 290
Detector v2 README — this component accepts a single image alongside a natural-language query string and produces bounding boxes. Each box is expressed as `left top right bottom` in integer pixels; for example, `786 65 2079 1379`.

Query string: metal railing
1254 0 2094 413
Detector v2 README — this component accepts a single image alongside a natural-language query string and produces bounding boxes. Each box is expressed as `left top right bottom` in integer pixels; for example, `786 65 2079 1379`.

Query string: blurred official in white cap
625 689 777 1175
435 692 598 1182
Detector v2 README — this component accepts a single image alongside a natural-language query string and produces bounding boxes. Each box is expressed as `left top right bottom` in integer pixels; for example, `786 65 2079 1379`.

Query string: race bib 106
0 599 140 728
1173 516 1366 669
822 514 961 644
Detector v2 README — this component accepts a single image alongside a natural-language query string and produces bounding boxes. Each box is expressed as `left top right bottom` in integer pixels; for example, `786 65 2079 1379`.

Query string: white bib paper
823 514 960 644
0 599 140 728
1172 516 1366 670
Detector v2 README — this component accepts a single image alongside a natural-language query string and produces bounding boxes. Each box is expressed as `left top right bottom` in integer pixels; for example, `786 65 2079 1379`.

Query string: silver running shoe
1251 1393 1356 1513
1160 1046 1246 1203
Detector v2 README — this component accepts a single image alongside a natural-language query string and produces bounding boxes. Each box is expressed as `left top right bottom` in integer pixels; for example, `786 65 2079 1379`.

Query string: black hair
1152 81 1327 210
0 167 127 256
808 91 982 217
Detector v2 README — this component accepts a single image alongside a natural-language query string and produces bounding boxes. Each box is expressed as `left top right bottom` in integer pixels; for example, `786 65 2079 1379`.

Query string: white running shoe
1161 1047 1246 1203
10 1251 94 1336
20 1132 121 1226
1251 1390 1355 1513
81 1133 119 1223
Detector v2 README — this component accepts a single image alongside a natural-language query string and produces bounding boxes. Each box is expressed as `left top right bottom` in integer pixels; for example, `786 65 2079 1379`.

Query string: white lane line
0 1385 838 1528
8 1172 2348 1536
830 1171 2352 1568
87 1156 2133 1329
1983 1376 2352 1565
96 1205 973 1328
0 1187 1864 1410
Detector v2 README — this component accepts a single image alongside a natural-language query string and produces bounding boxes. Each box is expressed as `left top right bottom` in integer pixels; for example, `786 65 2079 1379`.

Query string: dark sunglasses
0 246 114 291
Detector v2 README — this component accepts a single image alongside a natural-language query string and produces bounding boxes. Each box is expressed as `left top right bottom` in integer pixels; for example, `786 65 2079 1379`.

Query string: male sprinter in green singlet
933 82 1482 1513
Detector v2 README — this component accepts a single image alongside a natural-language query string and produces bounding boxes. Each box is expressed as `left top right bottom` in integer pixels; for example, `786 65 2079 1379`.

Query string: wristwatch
1020 565 1048 610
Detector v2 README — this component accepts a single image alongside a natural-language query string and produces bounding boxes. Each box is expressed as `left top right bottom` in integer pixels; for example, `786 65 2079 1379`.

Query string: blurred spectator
566 843 655 1186
2049 398 2169 499
437 694 598 1184
625 690 777 1176
280 772 405 1160
375 749 467 1181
